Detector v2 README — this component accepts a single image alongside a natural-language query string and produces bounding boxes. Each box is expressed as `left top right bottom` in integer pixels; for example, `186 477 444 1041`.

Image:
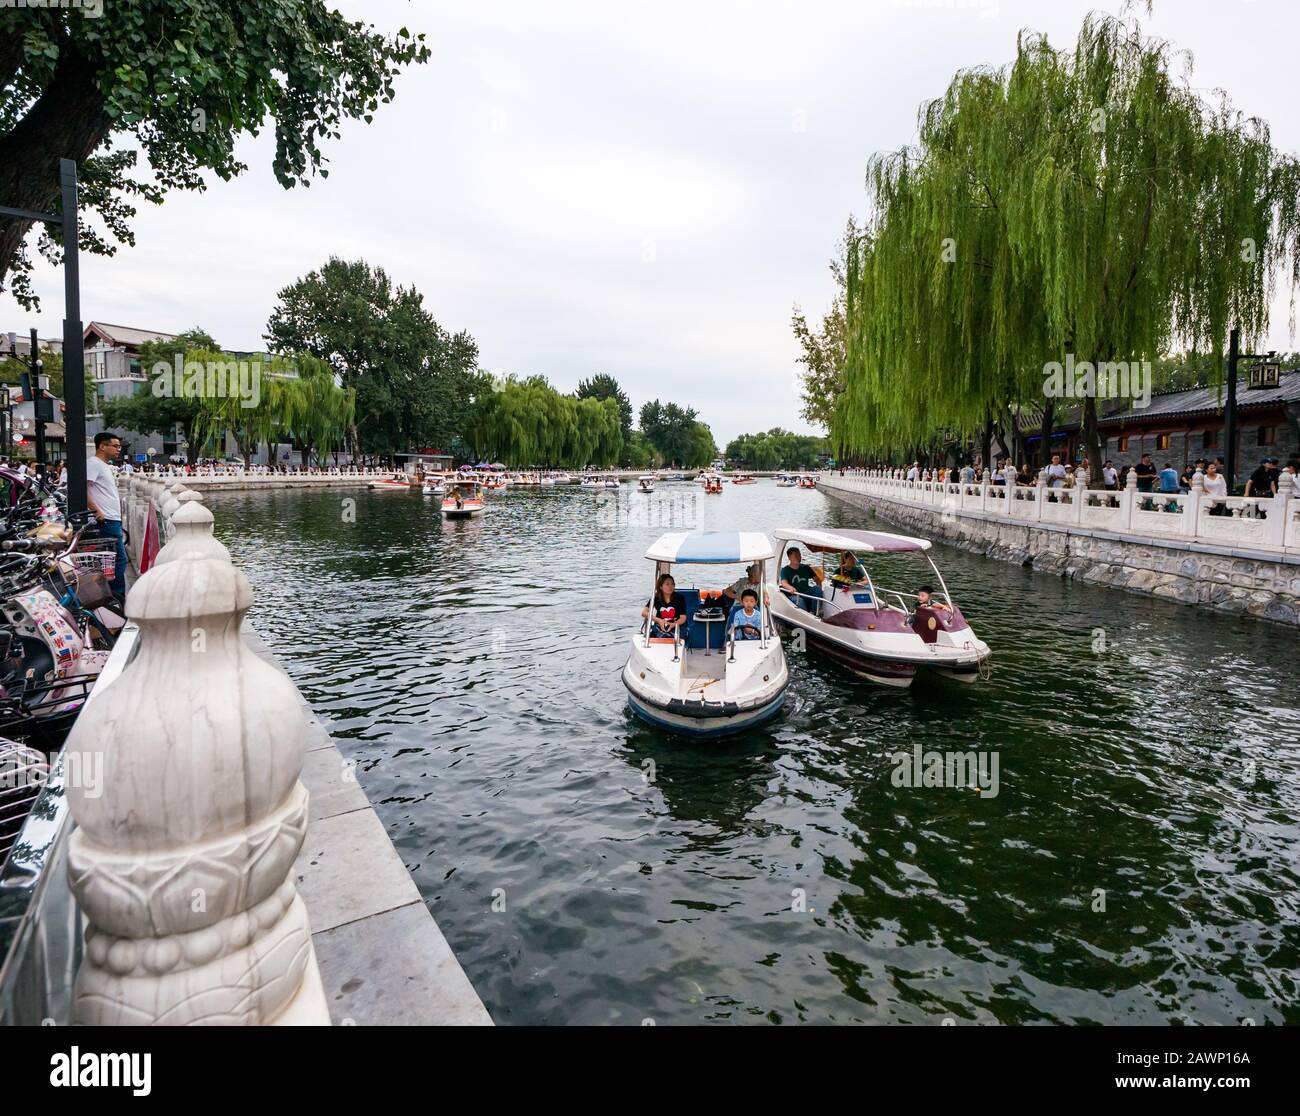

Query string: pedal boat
768 527 991 687
368 475 410 491
637 475 656 493
441 478 486 519
796 474 817 489
623 531 788 737
703 474 723 494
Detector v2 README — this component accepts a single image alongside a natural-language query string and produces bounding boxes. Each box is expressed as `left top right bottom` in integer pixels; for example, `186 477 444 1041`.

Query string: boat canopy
773 527 931 553
645 531 776 564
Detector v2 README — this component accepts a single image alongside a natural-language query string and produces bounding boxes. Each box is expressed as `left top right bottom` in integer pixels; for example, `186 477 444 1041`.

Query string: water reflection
214 480 1300 1025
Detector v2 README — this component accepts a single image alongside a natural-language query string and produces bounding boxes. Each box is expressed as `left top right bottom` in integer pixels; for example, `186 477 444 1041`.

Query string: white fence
819 468 1300 557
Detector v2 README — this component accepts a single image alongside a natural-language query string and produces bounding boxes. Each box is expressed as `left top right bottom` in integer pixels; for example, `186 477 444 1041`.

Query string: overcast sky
4 0 1299 444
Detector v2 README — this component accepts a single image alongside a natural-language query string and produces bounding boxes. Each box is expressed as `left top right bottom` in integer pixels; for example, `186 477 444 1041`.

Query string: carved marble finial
64 529 328 1024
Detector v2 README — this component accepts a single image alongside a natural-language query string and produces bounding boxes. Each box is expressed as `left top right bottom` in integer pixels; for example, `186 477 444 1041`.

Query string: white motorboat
623 531 788 738
637 475 656 493
775 472 798 487
581 473 620 489
368 475 410 491
767 527 991 687
421 478 446 496
441 478 486 519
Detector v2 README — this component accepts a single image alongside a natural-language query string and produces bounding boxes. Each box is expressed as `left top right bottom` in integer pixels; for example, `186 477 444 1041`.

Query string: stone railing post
63 499 330 1025
1121 466 1139 531
1072 468 1087 523
1270 470 1293 550
980 468 993 512
1184 468 1205 538
1035 467 1049 521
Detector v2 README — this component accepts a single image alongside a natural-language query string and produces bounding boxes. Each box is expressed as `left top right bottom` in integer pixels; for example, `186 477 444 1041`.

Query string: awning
773 527 931 553
645 531 776 564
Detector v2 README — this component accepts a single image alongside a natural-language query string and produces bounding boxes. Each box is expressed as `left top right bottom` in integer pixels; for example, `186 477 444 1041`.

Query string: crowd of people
878 451 1299 502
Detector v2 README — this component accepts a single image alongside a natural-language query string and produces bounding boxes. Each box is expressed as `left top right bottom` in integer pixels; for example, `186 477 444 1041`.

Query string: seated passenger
722 562 769 613
779 546 824 613
641 573 687 639
915 585 951 612
729 589 764 641
830 551 868 586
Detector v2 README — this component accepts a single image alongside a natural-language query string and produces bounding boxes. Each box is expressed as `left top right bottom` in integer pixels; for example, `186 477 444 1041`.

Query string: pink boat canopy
772 527 931 553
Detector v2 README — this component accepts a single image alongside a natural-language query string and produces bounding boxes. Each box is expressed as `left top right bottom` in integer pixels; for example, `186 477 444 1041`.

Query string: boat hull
625 684 786 738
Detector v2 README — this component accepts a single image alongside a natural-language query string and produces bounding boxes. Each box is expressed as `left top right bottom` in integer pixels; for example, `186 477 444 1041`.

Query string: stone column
63 499 330 1025
1270 470 1294 550
1121 464 1139 531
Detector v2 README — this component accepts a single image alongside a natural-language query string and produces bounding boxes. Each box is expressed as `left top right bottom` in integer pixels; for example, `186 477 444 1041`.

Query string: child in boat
729 589 764 641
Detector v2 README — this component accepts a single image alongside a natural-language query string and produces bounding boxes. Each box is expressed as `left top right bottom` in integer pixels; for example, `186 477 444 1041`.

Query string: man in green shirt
779 547 824 614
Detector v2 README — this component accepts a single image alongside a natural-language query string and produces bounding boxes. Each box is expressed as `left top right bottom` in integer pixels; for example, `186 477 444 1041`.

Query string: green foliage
725 429 829 470
794 217 858 430
576 374 633 437
638 400 716 468
0 2 429 308
468 375 624 467
832 11 1300 464
266 257 479 456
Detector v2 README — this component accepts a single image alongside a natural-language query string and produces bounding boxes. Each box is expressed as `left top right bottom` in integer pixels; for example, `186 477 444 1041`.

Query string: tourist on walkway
1245 458 1278 499
1134 453 1157 492
1203 461 1229 515
1158 462 1181 493
86 432 128 603
1102 460 1118 490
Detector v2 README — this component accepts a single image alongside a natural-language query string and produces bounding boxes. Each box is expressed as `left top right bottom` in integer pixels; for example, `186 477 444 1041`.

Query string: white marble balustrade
818 467 1298 556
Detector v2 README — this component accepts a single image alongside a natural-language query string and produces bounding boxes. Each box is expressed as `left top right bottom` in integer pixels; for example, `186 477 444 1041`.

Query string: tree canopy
266 257 479 457
725 429 829 471
467 374 624 467
824 11 1300 467
638 400 716 468
0 1 428 307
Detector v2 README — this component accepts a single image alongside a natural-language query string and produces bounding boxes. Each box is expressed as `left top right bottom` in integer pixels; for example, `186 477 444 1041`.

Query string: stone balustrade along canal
814 467 1300 625
0 474 491 1025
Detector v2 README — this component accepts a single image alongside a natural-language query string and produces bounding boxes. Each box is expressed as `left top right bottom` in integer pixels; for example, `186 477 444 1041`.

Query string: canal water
213 481 1300 1025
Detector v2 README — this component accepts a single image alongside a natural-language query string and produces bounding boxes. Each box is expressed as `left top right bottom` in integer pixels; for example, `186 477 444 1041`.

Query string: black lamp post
1224 328 1277 493
0 159 86 517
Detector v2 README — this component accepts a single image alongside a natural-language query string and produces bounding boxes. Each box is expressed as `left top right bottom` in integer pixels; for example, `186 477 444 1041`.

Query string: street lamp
1224 329 1277 493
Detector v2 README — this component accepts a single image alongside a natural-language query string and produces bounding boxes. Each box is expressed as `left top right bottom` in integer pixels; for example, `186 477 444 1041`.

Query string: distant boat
637 475 656 492
441 479 486 519
369 476 410 491
775 472 798 487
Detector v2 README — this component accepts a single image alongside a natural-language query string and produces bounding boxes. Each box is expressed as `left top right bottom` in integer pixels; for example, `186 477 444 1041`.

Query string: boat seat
675 590 730 652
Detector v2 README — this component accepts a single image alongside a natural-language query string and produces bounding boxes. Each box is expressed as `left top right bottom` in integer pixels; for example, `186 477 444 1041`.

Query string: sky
4 0 1300 445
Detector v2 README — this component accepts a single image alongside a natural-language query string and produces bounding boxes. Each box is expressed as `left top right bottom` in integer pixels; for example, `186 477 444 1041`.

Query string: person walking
87 432 128 603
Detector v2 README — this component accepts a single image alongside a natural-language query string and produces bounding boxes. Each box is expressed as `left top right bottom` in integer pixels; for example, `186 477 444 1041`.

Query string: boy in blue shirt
729 589 764 641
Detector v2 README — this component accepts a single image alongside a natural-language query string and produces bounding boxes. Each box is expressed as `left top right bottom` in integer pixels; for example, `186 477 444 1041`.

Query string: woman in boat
642 573 687 639
831 551 868 587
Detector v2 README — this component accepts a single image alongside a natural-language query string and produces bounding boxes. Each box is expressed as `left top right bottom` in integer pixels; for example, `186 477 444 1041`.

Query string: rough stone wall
821 484 1300 628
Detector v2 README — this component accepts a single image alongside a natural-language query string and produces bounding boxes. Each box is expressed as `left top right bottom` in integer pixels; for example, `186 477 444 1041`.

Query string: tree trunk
0 38 112 288
1038 399 1056 469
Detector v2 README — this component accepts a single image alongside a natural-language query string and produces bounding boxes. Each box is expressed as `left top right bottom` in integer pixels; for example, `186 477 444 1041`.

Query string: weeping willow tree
467 375 624 467
834 9 1300 467
189 351 352 466
279 355 356 467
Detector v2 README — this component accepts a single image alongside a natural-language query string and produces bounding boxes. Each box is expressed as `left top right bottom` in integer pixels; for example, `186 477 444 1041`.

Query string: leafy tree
266 257 478 457
639 400 714 467
99 327 221 452
576 374 634 460
468 375 623 467
832 11 1300 468
0 2 428 307
793 217 858 431
725 429 829 470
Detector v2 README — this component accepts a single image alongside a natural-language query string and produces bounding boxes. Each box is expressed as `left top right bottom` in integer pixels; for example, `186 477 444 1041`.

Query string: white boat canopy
645 531 776 564
773 527 931 553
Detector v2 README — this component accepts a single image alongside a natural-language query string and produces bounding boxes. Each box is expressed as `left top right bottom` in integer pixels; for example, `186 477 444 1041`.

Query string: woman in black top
642 573 687 638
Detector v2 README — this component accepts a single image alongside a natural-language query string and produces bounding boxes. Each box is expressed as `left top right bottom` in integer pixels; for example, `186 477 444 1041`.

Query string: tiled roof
84 322 178 347
1101 371 1300 424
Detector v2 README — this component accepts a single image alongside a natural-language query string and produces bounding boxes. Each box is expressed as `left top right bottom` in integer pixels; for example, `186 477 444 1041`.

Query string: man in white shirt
1046 454 1067 488
86 432 127 602
906 462 919 482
